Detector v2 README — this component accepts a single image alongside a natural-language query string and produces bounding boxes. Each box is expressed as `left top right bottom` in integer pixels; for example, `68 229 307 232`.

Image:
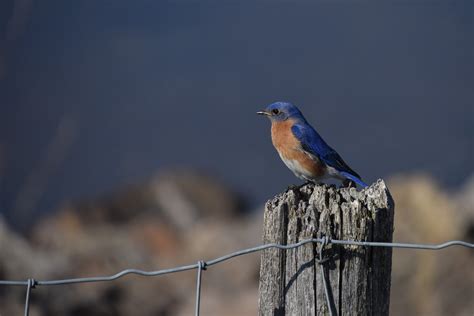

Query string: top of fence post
258 180 395 316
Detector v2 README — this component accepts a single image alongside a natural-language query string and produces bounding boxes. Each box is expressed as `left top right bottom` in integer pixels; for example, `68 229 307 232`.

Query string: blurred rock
0 216 67 315
388 174 474 316
455 175 474 241
1 169 260 316
150 169 245 229
0 171 472 316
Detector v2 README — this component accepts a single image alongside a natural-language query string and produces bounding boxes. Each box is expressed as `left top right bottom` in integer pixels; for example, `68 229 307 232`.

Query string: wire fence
1 237 473 316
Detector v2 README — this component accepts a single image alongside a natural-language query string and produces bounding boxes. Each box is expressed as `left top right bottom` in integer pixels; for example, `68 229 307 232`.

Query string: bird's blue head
257 102 304 122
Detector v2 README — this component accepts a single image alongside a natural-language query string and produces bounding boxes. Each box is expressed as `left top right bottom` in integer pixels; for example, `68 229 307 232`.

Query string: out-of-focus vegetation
0 170 472 316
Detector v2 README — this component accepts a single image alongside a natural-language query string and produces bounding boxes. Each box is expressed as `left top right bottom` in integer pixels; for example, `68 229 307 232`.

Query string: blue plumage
291 123 367 187
258 101 368 188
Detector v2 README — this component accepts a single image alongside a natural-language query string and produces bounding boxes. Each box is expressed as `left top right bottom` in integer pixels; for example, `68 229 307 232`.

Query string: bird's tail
340 172 368 188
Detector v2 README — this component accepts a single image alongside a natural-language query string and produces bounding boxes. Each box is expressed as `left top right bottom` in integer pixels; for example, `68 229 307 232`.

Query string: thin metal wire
1 238 472 287
330 239 474 250
24 279 35 316
0 238 472 315
195 261 206 316
0 265 199 287
318 237 335 316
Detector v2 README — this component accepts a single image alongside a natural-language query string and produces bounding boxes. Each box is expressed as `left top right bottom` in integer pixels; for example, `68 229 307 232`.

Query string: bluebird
257 101 367 187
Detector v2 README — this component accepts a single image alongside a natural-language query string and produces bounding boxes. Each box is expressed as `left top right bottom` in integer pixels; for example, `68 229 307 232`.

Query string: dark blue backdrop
1 0 472 225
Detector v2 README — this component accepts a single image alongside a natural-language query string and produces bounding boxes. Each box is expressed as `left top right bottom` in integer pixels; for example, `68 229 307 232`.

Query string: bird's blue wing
291 123 367 187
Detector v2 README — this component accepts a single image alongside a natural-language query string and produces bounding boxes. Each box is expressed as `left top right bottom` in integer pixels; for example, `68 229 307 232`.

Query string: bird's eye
272 109 280 115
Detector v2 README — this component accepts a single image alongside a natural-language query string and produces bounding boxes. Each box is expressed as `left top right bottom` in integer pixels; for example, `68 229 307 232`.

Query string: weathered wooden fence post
258 180 394 316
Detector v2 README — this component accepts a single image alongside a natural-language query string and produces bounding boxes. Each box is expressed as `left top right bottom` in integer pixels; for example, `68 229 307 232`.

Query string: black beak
257 110 270 116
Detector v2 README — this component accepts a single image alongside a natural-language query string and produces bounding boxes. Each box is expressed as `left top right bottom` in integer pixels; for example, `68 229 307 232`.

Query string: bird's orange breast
271 120 300 153
271 120 325 177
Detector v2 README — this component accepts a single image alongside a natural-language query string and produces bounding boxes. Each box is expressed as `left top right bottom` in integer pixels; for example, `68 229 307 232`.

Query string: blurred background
0 0 472 315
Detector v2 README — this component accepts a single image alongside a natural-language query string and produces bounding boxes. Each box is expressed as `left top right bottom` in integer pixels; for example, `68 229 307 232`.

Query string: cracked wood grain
258 180 394 316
